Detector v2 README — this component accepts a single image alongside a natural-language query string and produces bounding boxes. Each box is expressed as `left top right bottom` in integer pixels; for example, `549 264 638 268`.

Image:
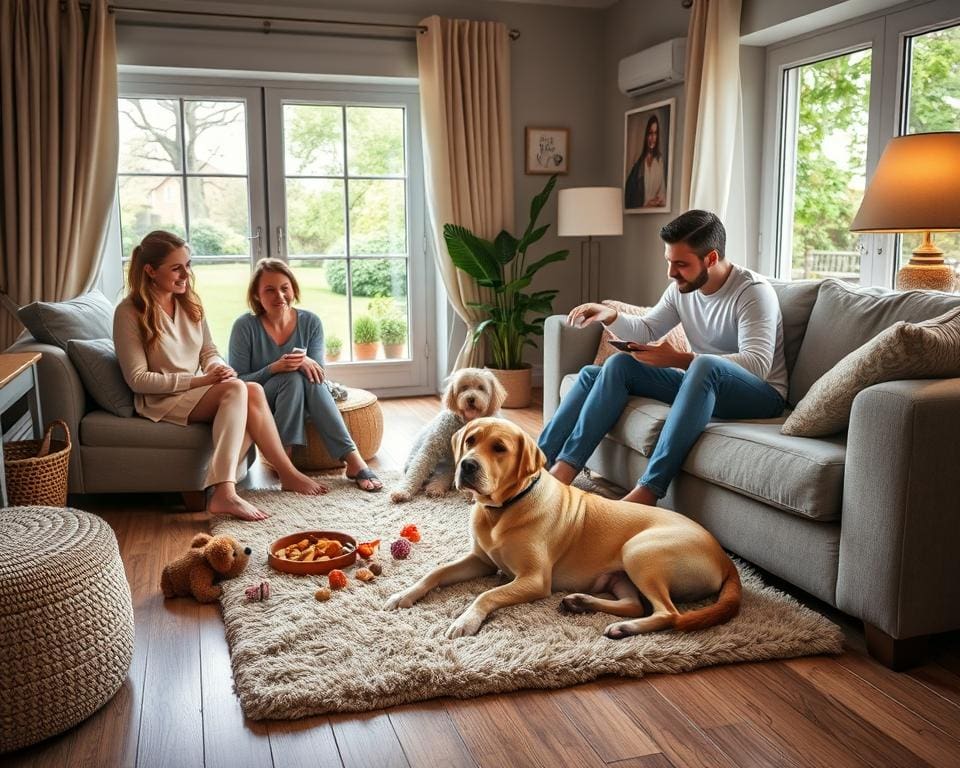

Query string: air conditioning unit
618 37 687 97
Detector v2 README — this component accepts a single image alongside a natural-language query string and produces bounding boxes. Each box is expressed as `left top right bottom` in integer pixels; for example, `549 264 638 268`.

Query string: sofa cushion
789 279 960 405
783 307 960 437
67 339 135 418
17 291 114 350
561 374 845 520
683 421 847 521
768 280 820 379
81 410 213 449
592 301 690 366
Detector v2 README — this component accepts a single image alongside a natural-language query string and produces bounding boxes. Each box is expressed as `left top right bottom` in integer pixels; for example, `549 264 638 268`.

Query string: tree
792 51 871 269
118 98 247 253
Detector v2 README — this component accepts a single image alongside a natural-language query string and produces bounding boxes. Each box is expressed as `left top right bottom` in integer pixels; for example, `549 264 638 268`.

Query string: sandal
347 467 382 492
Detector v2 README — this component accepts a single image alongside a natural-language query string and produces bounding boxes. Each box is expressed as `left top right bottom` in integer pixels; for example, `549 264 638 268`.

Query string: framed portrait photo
623 98 674 214
525 127 569 175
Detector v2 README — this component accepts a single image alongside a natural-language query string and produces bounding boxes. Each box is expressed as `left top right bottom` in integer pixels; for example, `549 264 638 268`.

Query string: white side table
0 352 43 507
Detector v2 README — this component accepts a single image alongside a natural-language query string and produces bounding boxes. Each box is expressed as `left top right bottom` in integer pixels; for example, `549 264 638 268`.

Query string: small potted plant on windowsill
444 175 568 407
325 334 342 363
353 315 380 361
379 316 407 359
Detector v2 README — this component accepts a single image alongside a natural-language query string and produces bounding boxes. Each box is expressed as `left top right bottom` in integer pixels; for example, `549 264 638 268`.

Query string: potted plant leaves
379 316 408 359
325 334 342 363
443 175 569 407
352 315 380 361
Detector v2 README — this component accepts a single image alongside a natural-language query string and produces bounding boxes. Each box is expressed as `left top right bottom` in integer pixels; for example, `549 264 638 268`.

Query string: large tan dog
385 417 741 639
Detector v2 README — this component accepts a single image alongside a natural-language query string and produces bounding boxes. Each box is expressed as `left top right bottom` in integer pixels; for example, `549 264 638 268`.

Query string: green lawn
191 263 407 362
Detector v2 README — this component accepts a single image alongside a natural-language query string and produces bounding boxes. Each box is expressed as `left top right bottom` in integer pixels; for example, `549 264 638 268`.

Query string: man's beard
675 264 709 293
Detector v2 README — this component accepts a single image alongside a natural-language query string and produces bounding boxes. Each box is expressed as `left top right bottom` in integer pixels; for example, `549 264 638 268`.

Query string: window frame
759 18 886 284
263 83 427 392
759 0 960 288
107 73 432 396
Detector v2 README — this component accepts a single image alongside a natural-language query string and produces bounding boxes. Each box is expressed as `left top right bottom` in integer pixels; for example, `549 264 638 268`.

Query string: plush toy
160 533 251 603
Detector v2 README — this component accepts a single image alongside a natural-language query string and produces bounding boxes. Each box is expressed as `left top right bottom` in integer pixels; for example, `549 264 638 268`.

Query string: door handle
276 225 285 257
247 226 262 258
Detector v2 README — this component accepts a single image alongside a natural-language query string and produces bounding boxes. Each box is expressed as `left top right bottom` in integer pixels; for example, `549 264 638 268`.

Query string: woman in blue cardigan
228 259 382 491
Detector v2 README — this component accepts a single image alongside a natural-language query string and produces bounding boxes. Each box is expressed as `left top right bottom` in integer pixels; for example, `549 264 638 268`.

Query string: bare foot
549 460 579 486
209 494 269 521
621 485 658 506
281 471 328 496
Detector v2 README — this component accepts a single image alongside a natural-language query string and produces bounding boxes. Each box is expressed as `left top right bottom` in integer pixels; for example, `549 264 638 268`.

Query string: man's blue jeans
538 353 785 498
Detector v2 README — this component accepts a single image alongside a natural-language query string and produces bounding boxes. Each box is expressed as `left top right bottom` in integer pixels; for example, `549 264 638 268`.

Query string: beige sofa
543 279 960 668
7 293 251 507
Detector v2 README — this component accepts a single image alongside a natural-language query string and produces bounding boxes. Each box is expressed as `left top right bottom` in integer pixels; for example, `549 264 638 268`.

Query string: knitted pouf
0 507 134 753
291 387 384 470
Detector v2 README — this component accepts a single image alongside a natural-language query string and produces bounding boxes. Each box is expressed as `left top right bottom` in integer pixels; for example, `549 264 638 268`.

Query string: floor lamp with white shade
557 187 623 305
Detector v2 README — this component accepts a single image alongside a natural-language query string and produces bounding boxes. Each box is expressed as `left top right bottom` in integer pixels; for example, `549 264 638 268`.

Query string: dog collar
485 472 542 512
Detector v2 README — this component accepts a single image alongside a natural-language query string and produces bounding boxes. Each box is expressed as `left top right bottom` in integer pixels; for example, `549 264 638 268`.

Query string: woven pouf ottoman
292 387 384 471
0 507 134 753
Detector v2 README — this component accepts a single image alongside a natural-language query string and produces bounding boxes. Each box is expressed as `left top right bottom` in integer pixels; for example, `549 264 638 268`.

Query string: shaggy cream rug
215 472 843 721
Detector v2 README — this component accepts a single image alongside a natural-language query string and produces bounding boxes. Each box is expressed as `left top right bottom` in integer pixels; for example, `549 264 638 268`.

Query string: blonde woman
114 231 327 521
228 258 382 492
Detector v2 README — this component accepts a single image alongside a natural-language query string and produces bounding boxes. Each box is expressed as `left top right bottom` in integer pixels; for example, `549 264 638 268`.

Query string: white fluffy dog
390 368 506 503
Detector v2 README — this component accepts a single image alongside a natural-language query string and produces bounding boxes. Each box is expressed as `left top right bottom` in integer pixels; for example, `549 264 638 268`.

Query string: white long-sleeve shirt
606 264 788 398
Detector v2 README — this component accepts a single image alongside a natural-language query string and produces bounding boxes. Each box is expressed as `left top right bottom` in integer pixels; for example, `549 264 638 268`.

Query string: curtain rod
78 4 521 41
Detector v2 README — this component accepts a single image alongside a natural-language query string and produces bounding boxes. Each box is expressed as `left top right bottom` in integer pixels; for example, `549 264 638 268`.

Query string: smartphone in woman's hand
288 347 306 356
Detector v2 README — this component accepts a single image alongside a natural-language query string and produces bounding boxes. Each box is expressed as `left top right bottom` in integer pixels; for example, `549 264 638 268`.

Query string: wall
600 0 690 307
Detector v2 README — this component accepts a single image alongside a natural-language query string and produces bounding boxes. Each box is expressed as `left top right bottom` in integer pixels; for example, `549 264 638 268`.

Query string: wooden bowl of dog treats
268 531 357 575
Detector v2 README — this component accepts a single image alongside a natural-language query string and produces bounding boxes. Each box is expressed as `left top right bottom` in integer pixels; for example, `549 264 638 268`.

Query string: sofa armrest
542 315 602 420
838 378 960 639
6 337 88 491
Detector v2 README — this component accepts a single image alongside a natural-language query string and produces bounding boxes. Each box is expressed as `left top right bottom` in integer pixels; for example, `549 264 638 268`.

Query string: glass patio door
264 84 427 391
115 76 429 393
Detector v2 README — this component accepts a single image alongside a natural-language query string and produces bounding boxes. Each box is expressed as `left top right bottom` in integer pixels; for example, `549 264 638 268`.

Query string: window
898 23 960 272
775 49 872 282
113 78 427 393
761 1 960 289
118 94 255 340
761 19 884 285
274 103 409 363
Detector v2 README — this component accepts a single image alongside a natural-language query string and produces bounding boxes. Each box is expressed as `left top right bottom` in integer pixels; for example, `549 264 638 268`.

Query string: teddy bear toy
161 533 252 603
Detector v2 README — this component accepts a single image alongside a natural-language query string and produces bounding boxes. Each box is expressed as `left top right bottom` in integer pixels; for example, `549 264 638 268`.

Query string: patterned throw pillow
593 300 690 366
781 307 960 437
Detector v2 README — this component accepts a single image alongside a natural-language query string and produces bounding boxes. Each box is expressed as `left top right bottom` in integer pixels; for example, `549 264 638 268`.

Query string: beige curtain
679 0 743 220
417 15 514 370
0 0 118 348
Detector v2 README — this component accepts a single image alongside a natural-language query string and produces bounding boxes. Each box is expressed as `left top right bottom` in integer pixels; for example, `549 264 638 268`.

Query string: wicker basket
291 388 383 471
4 420 71 507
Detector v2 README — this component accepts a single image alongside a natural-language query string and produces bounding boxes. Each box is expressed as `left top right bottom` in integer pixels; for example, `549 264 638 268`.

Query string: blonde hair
126 230 203 349
247 258 301 316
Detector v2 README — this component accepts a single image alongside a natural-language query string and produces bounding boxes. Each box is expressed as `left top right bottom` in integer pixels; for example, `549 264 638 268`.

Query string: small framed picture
623 98 674 214
525 127 569 175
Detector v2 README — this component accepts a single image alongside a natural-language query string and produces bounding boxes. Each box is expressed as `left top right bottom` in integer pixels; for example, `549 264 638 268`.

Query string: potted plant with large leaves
443 175 568 407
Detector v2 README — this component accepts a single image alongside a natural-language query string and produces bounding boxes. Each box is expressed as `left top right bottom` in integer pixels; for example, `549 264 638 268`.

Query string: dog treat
368 562 383 576
356 539 380 559
390 539 411 559
400 524 421 543
273 535 352 562
328 569 348 590
244 581 270 601
355 567 375 582
315 587 332 601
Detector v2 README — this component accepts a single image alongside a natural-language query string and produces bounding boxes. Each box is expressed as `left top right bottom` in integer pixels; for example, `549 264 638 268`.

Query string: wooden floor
9 390 960 768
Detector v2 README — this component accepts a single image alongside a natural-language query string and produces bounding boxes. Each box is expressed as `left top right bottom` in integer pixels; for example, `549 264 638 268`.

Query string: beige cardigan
114 297 224 425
